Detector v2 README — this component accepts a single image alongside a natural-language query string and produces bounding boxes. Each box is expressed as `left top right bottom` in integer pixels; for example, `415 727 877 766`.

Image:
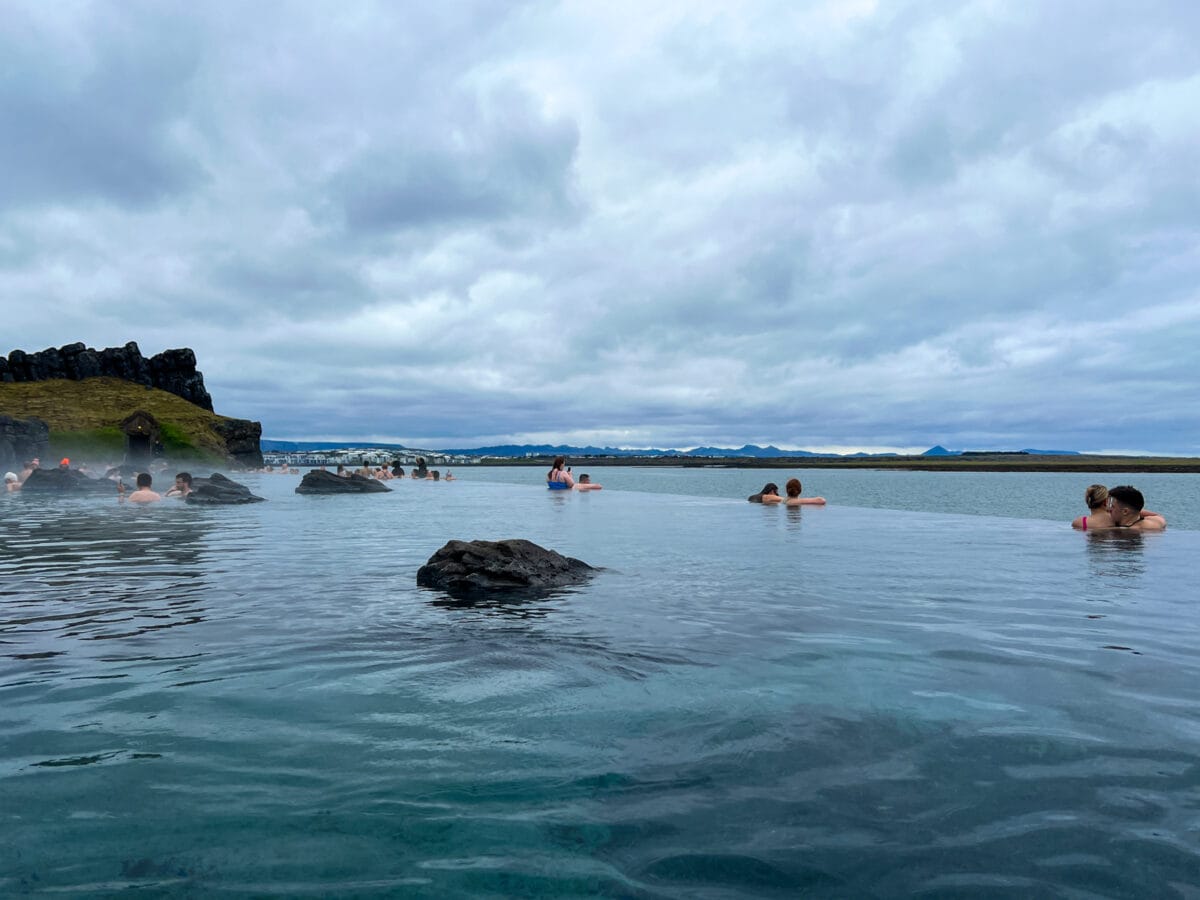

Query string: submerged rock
295 469 391 494
417 539 595 599
186 472 265 504
20 467 116 493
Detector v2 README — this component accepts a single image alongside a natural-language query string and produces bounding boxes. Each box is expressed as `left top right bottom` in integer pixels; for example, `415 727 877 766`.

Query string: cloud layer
3 1 1198 453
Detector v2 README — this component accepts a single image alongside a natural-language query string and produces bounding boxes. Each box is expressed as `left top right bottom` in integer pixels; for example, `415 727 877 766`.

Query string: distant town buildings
261 448 479 468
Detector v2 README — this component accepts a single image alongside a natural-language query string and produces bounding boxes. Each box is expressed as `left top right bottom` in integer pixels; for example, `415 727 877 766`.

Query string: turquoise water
2 471 1199 896
458 465 1200 531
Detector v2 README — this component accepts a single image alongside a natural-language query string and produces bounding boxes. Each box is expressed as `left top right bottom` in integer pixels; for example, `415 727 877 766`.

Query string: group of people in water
747 479 826 506
546 457 602 491
258 458 457 481
1071 484 1166 531
3 454 1172 531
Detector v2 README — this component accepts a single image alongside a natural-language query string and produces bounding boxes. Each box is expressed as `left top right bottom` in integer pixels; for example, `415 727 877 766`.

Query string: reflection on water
0 498 256 677
1085 529 1146 581
1 476 1198 896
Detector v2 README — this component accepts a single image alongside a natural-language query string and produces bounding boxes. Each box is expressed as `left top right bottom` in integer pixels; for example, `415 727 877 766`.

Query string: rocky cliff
0 415 49 471
1 341 213 411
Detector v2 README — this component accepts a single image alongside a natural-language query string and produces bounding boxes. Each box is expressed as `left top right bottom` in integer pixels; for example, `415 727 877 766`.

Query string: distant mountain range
264 439 1081 458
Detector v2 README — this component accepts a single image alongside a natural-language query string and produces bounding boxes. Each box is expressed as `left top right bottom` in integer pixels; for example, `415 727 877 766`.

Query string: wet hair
552 456 565 470
136 473 152 489
1084 484 1108 511
785 478 802 498
175 472 193 486
431 470 440 481
1108 485 1145 512
747 483 779 502
578 474 590 483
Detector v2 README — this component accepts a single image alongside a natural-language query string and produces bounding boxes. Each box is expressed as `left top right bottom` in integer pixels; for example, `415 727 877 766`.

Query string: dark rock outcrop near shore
417 539 595 599
211 419 264 470
186 472 265 504
0 415 49 470
20 467 116 494
2 341 213 411
295 470 392 494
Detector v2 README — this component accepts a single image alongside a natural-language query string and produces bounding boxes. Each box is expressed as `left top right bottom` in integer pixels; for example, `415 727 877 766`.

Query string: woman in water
547 456 575 489
748 483 781 503
784 478 826 506
1072 484 1114 531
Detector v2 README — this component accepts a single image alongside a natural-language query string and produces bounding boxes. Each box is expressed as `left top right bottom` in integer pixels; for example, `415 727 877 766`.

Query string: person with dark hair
126 472 162 504
547 456 574 490
748 483 780 503
784 478 825 506
165 472 193 498
574 473 602 491
1107 485 1166 531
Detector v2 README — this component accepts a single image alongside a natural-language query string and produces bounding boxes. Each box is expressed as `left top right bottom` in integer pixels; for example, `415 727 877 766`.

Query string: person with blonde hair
784 478 826 506
1071 484 1113 531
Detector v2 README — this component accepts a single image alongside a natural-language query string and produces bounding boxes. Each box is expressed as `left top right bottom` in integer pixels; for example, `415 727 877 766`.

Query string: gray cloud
2 0 1199 454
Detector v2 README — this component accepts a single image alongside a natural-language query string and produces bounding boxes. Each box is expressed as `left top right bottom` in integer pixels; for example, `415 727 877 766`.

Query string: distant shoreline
476 455 1200 473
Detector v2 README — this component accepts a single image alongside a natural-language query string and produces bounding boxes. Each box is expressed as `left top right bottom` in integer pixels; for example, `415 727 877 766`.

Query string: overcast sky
3 1 1198 453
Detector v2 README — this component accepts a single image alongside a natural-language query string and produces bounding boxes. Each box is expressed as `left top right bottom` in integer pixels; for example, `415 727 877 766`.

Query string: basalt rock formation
1 342 213 410
186 472 265 504
0 415 49 470
295 470 392 494
211 419 264 470
20 467 116 494
416 539 595 599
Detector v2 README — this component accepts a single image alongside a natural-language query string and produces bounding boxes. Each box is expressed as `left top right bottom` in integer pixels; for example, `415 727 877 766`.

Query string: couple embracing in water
1072 484 1166 532
748 478 825 506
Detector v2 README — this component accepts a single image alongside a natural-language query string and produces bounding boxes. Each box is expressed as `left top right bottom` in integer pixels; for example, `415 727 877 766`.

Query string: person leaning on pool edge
1107 485 1166 531
748 483 780 503
784 478 825 506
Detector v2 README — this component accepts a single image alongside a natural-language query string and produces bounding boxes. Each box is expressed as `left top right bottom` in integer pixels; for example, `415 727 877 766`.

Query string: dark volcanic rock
295 470 392 494
417 539 595 598
5 341 214 409
21 467 116 493
186 472 265 504
0 415 49 470
211 418 263 469
150 348 213 410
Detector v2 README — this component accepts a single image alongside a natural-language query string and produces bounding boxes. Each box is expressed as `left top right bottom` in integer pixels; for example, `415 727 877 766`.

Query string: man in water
125 472 163 504
1108 485 1166 531
165 472 193 498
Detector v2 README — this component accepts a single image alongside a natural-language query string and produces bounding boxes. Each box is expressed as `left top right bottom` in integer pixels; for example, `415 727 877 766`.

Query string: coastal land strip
485 454 1200 473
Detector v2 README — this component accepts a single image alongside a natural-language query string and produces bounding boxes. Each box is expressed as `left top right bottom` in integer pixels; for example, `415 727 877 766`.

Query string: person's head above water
785 478 802 498
1108 485 1145 513
1084 484 1109 511
136 473 153 489
551 456 566 471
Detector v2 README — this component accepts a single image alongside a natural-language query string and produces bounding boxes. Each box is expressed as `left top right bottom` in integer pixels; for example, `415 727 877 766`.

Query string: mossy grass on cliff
0 377 231 462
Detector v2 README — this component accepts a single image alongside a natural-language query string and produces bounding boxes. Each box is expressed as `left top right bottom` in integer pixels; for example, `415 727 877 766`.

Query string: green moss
158 421 195 452
0 377 238 461
49 427 125 460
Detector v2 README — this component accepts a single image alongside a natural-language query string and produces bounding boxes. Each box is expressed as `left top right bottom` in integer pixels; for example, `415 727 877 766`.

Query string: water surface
1 473 1197 896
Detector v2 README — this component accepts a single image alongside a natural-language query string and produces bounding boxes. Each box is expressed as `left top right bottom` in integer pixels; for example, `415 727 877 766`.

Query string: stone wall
1 341 213 411
0 415 50 471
